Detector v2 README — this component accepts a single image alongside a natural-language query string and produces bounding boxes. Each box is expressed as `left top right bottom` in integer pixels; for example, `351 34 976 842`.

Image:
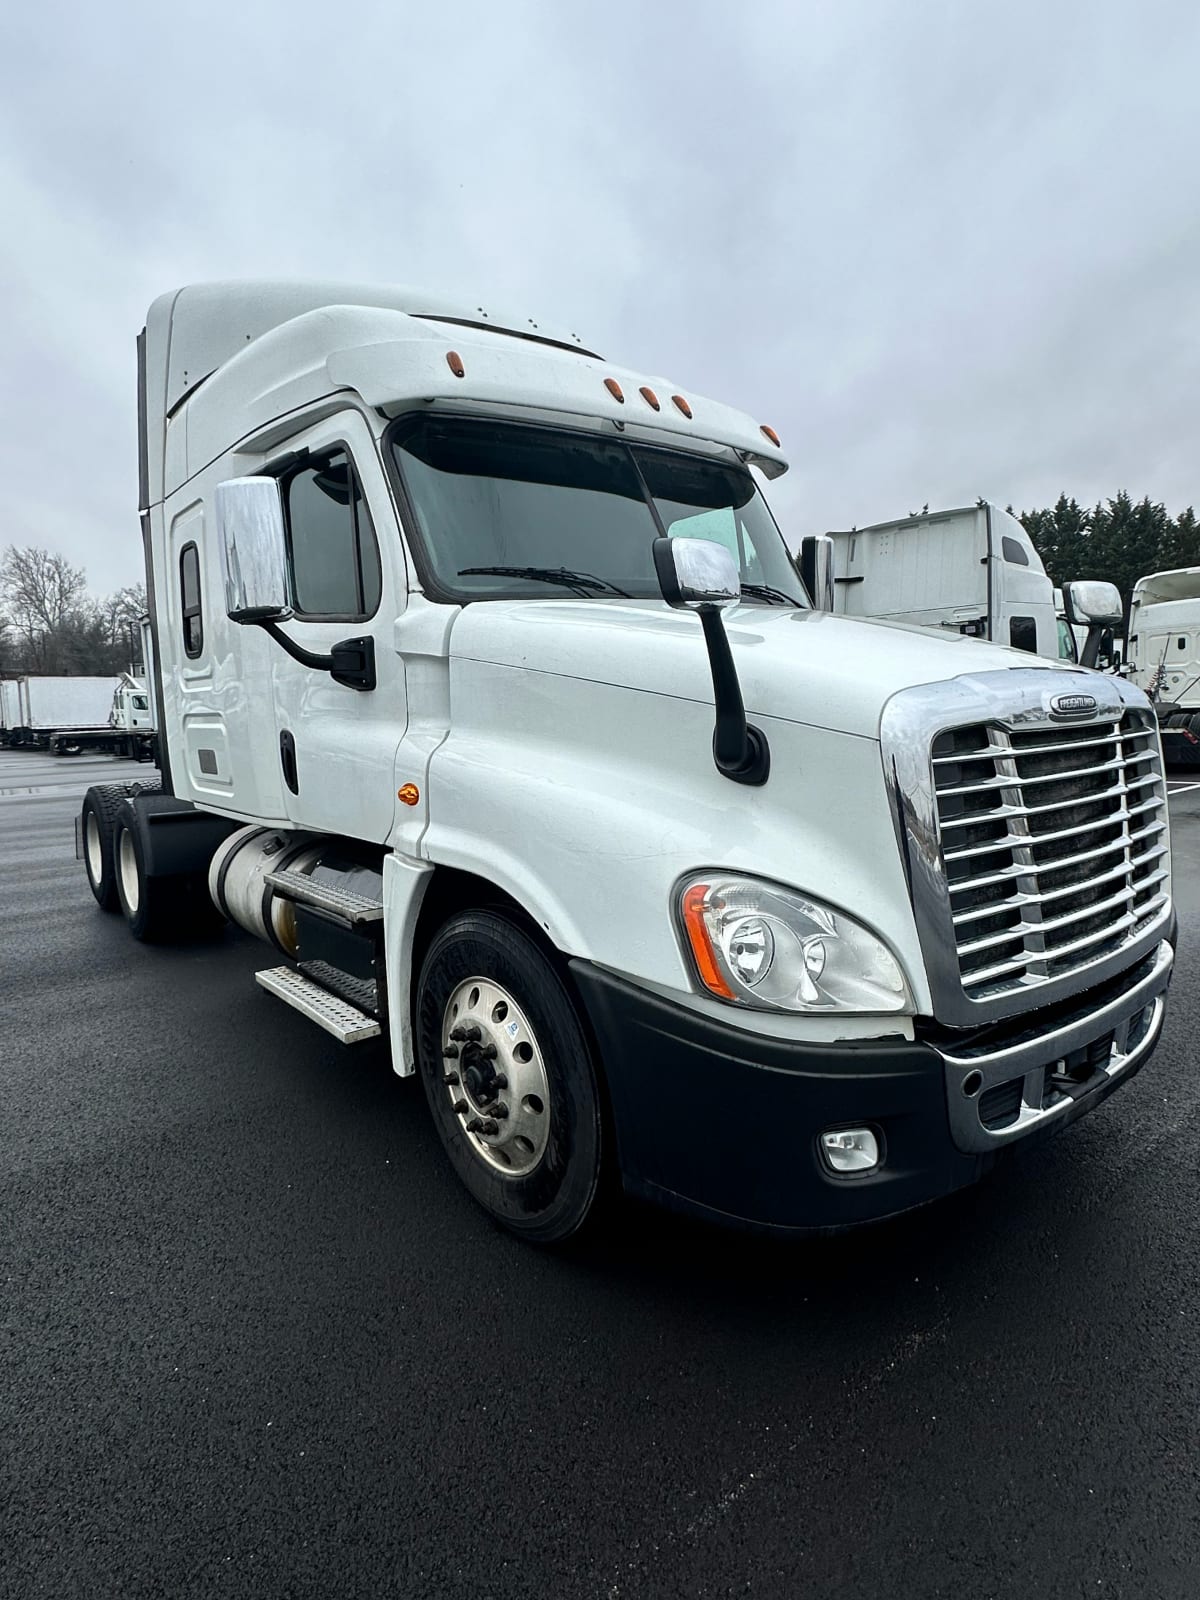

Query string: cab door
268 411 407 841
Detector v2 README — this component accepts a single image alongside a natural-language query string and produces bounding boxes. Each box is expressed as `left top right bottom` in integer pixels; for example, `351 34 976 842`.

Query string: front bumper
570 935 1174 1234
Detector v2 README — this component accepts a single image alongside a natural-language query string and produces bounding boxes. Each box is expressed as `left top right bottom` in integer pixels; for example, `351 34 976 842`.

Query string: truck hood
448 600 1076 740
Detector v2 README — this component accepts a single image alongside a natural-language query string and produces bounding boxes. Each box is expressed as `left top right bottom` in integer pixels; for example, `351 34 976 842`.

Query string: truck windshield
389 415 808 606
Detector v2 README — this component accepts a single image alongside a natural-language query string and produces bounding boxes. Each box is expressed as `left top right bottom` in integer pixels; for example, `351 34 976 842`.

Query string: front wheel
416 910 604 1243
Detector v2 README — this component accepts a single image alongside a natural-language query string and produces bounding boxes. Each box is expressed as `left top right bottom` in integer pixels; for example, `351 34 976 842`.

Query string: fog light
820 1127 879 1174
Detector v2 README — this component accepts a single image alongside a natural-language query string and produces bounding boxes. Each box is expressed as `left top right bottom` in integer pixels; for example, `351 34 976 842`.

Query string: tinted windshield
389 416 807 605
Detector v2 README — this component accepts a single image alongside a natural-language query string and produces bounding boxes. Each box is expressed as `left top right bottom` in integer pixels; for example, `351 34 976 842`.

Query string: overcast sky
2 0 1198 593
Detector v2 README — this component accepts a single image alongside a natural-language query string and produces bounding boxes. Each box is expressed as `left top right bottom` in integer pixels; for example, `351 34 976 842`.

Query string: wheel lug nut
480 1043 497 1059
490 1103 509 1120
492 1074 508 1091
449 1027 466 1042
443 1072 460 1086
481 1119 499 1136
452 1099 468 1114
443 1044 460 1059
466 1117 484 1133
463 1024 482 1042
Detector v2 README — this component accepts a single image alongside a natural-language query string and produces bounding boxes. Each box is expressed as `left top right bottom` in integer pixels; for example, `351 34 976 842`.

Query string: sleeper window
1009 615 1038 653
284 451 382 619
180 542 203 658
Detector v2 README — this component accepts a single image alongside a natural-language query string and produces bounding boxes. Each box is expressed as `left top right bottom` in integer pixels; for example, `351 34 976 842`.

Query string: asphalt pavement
2 749 1199 1600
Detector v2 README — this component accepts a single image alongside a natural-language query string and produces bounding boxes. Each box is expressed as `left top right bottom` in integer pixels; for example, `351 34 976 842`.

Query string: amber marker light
446 351 465 378
760 424 781 447
397 783 421 806
672 394 693 418
639 386 660 410
680 882 735 999
604 377 625 403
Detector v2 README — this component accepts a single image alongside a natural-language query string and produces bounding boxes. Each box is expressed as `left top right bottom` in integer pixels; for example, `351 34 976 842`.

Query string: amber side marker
604 377 625 403
672 394 693 418
760 424 781 447
639 386 660 410
680 883 734 1000
398 783 421 806
446 351 465 378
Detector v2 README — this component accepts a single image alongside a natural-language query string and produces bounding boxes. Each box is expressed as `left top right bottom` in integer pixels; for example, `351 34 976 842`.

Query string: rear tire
416 909 604 1244
113 815 219 942
82 785 137 911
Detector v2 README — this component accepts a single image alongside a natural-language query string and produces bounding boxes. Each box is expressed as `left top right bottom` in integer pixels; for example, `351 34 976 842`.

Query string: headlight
677 875 910 1013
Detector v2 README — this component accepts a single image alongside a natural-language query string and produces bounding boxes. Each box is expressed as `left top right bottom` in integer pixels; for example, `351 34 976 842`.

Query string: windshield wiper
740 582 799 606
457 565 631 597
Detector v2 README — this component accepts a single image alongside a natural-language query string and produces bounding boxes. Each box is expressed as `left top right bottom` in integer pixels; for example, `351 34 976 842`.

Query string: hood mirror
653 536 769 787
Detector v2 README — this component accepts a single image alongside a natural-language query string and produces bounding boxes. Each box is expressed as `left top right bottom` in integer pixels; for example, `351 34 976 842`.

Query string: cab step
264 868 384 925
255 965 382 1044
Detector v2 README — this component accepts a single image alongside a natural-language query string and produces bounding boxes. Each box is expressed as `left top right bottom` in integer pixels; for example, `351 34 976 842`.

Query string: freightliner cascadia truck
79 282 1176 1242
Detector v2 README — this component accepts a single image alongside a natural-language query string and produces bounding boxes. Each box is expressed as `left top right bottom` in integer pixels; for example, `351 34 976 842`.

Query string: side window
1057 618 1078 662
180 542 203 658
283 450 383 619
1009 615 1038 653
1001 535 1030 566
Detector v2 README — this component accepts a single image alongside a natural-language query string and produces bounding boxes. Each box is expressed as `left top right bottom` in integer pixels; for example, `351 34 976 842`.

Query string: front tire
416 910 604 1244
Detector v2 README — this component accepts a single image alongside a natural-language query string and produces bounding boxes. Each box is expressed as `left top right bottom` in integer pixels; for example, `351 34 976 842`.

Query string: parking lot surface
3 749 1199 1599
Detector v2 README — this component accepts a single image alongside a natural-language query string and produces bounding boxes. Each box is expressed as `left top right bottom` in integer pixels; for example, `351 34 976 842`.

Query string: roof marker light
672 394 693 418
639 386 660 411
447 351 465 378
604 378 625 403
760 424 781 447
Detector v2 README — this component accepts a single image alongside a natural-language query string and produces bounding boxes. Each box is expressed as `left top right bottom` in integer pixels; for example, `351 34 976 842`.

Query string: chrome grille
931 711 1168 1001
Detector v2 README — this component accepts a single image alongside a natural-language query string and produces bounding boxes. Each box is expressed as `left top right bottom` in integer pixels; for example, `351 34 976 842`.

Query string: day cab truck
1126 567 1200 766
79 282 1176 1242
825 503 1122 670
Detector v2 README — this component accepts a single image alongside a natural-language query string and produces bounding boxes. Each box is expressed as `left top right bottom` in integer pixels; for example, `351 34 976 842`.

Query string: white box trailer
826 503 1072 660
17 675 118 731
75 280 1174 1243
0 679 18 734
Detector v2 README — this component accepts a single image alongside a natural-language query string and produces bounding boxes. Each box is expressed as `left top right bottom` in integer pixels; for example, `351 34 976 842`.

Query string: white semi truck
79 282 1175 1241
1126 567 1200 765
825 503 1122 669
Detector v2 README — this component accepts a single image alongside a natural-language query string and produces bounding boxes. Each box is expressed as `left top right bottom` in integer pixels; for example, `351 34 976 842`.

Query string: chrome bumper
935 939 1174 1154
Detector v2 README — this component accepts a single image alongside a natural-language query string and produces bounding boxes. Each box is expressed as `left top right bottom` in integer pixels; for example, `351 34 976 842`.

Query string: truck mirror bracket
257 621 377 692
698 608 771 786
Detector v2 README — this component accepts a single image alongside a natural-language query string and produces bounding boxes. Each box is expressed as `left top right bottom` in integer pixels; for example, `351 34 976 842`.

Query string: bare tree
0 546 91 671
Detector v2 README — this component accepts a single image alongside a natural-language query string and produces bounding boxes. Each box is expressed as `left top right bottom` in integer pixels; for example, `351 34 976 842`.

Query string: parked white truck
1125 567 1200 765
825 503 1122 669
1 675 121 751
78 282 1175 1241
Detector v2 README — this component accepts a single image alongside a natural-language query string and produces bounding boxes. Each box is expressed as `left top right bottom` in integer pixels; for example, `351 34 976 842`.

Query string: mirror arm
1080 625 1104 670
257 619 335 672
254 621 377 692
698 607 770 786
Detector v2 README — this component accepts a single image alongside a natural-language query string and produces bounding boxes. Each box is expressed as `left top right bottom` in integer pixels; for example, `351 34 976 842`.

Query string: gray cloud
2 0 1198 592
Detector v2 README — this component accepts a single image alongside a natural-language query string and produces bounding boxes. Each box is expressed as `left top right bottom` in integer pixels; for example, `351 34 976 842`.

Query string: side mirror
799 535 835 612
1062 579 1122 629
653 536 739 610
215 476 292 623
651 536 769 787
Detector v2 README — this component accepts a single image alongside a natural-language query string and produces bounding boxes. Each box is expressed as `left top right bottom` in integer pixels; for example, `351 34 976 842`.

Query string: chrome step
264 868 384 925
255 966 382 1044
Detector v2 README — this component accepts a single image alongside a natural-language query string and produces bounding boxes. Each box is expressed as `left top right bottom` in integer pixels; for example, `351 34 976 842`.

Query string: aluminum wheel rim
85 813 103 886
441 977 551 1177
118 828 140 914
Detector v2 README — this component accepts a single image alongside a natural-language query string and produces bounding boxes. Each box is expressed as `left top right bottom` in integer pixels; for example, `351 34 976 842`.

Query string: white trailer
77 281 1174 1242
1 676 120 750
